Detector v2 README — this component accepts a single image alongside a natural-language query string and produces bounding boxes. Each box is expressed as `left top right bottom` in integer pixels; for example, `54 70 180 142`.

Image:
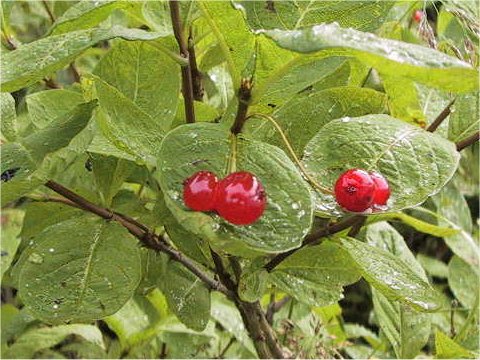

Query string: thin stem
264 216 361 272
266 295 291 325
231 79 252 135
42 0 55 23
426 98 455 132
169 0 195 124
43 180 231 297
456 131 480 151
247 113 334 195
218 337 236 358
188 26 204 101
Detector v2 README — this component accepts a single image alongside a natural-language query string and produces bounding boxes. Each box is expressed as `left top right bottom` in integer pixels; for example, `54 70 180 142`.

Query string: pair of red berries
183 171 266 225
334 169 390 212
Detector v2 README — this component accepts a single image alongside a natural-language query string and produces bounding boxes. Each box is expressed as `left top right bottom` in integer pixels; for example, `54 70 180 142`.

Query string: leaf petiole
246 113 334 195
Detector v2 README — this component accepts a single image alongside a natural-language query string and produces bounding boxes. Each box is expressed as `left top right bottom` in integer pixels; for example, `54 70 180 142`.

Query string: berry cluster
183 171 266 225
334 169 390 213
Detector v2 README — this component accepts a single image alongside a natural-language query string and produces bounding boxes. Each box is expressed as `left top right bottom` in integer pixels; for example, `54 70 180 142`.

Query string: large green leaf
448 256 479 308
238 1 394 32
263 23 478 93
1 26 167 92
1 92 17 141
302 115 460 215
159 261 211 332
366 222 431 358
156 123 313 257
448 92 479 142
17 215 142 323
435 330 476 359
382 75 426 125
21 101 97 162
210 293 256 355
94 41 180 132
104 294 163 349
270 240 361 306
197 1 255 86
50 0 131 34
3 324 104 359
26 89 84 129
251 86 387 156
92 76 164 164
432 183 479 267
90 154 132 207
339 236 441 311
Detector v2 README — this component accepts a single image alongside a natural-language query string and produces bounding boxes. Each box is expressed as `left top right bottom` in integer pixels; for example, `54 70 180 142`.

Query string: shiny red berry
215 171 266 225
370 172 391 206
334 169 375 212
183 171 219 211
413 10 424 22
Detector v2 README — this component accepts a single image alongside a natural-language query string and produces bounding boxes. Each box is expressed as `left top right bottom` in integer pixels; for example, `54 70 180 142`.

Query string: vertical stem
169 0 196 123
188 26 204 101
230 79 252 135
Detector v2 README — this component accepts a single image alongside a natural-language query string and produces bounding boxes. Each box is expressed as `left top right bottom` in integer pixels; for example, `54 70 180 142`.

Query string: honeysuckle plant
1 1 478 359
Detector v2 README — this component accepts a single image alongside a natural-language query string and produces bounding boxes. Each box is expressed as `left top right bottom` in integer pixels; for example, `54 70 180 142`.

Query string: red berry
215 171 266 225
413 10 424 22
183 171 219 211
370 172 391 206
334 169 375 212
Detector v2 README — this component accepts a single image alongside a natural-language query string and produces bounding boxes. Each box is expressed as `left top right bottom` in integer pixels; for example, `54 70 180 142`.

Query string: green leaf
104 294 163 349
435 330 476 359
0 209 24 278
263 23 478 93
92 76 163 164
1 92 17 141
270 240 361 306
302 115 460 215
94 40 180 132
448 92 479 142
141 1 173 36
159 261 211 332
382 75 426 126
432 183 479 267
1 26 167 92
339 236 441 311
1 142 43 207
366 222 431 358
51 0 131 34
210 293 256 355
417 254 449 279
21 101 97 162
156 123 313 257
17 215 142 323
251 86 387 156
90 154 131 207
238 1 394 32
197 1 255 86
252 54 347 106
26 89 84 129
448 256 480 308
20 202 83 240
238 259 268 302
4 324 104 359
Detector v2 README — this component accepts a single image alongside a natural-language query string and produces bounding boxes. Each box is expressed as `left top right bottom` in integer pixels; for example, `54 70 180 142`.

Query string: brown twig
188 26 204 101
456 131 480 151
169 0 196 123
42 0 55 24
43 77 62 89
426 98 455 132
218 337 236 358
266 295 291 325
43 180 231 297
264 216 362 272
231 79 253 135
